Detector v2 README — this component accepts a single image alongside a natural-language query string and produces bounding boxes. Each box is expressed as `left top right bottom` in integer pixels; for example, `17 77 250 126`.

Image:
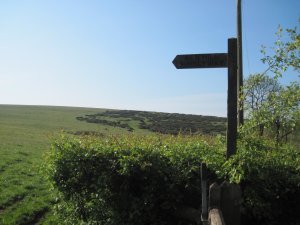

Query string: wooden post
208 183 225 225
172 38 238 159
220 181 241 225
209 183 221 209
201 163 208 224
237 0 244 126
227 38 238 159
209 209 226 225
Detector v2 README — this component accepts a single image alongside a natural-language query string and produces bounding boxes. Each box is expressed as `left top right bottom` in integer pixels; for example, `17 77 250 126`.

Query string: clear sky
0 0 299 116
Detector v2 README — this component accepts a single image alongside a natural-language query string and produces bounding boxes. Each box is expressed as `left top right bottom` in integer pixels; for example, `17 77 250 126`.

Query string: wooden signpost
172 38 238 159
173 38 238 224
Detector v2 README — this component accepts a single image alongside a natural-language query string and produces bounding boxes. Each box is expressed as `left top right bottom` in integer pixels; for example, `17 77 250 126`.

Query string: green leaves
44 134 300 225
45 134 213 224
251 20 300 144
242 66 300 143
261 20 300 79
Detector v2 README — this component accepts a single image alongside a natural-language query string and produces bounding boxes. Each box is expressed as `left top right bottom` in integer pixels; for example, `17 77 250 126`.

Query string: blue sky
0 0 299 116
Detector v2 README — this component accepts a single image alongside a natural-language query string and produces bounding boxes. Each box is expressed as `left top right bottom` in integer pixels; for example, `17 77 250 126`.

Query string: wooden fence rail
209 208 225 225
201 163 241 225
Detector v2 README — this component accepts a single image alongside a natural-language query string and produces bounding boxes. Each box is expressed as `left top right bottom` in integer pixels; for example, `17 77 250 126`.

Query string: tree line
242 20 300 144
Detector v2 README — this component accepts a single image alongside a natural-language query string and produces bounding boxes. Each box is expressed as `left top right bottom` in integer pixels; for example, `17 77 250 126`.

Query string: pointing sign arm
173 53 228 69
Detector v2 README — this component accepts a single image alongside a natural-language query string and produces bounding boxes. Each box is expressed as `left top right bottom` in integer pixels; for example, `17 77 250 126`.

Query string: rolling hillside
0 104 298 224
0 105 226 224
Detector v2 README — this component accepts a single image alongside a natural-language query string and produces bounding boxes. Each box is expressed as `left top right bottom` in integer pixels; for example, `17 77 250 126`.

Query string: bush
227 137 300 225
45 134 219 224
44 134 300 225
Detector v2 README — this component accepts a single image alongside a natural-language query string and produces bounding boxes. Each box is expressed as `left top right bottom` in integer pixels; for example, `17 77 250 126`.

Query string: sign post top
173 53 228 69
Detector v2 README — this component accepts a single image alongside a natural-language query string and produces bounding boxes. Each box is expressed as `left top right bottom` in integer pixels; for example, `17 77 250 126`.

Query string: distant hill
76 109 227 135
0 105 227 137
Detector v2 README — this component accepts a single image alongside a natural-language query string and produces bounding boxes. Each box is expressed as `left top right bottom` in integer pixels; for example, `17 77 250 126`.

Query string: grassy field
0 104 298 224
0 105 142 224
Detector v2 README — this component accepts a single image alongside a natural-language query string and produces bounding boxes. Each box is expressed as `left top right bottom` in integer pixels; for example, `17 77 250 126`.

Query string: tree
243 73 281 136
242 20 300 144
261 19 300 79
268 82 300 142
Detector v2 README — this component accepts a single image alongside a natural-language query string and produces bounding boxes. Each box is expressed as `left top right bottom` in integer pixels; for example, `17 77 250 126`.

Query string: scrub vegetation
76 110 227 135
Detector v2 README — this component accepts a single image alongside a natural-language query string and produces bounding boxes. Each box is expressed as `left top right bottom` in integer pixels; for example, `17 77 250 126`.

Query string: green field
1 105 219 224
0 105 142 224
0 104 298 224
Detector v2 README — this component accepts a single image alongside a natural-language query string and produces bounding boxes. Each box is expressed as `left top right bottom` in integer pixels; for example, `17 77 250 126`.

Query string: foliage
242 21 300 143
261 19 300 78
44 134 222 225
77 110 227 135
76 114 134 132
226 136 300 225
242 74 300 142
45 134 300 225
242 73 281 136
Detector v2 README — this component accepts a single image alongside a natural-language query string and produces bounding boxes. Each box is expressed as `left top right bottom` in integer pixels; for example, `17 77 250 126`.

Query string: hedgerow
44 134 300 225
225 136 300 225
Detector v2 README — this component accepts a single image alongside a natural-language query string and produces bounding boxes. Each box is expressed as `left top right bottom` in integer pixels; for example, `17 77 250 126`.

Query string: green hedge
44 134 300 225
224 136 300 225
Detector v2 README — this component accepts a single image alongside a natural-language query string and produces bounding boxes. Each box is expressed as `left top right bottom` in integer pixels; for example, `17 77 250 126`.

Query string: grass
0 104 298 224
0 105 142 224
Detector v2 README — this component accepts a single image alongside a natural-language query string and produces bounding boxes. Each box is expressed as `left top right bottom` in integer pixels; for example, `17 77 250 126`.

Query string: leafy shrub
44 134 300 225
226 137 300 225
45 134 219 224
